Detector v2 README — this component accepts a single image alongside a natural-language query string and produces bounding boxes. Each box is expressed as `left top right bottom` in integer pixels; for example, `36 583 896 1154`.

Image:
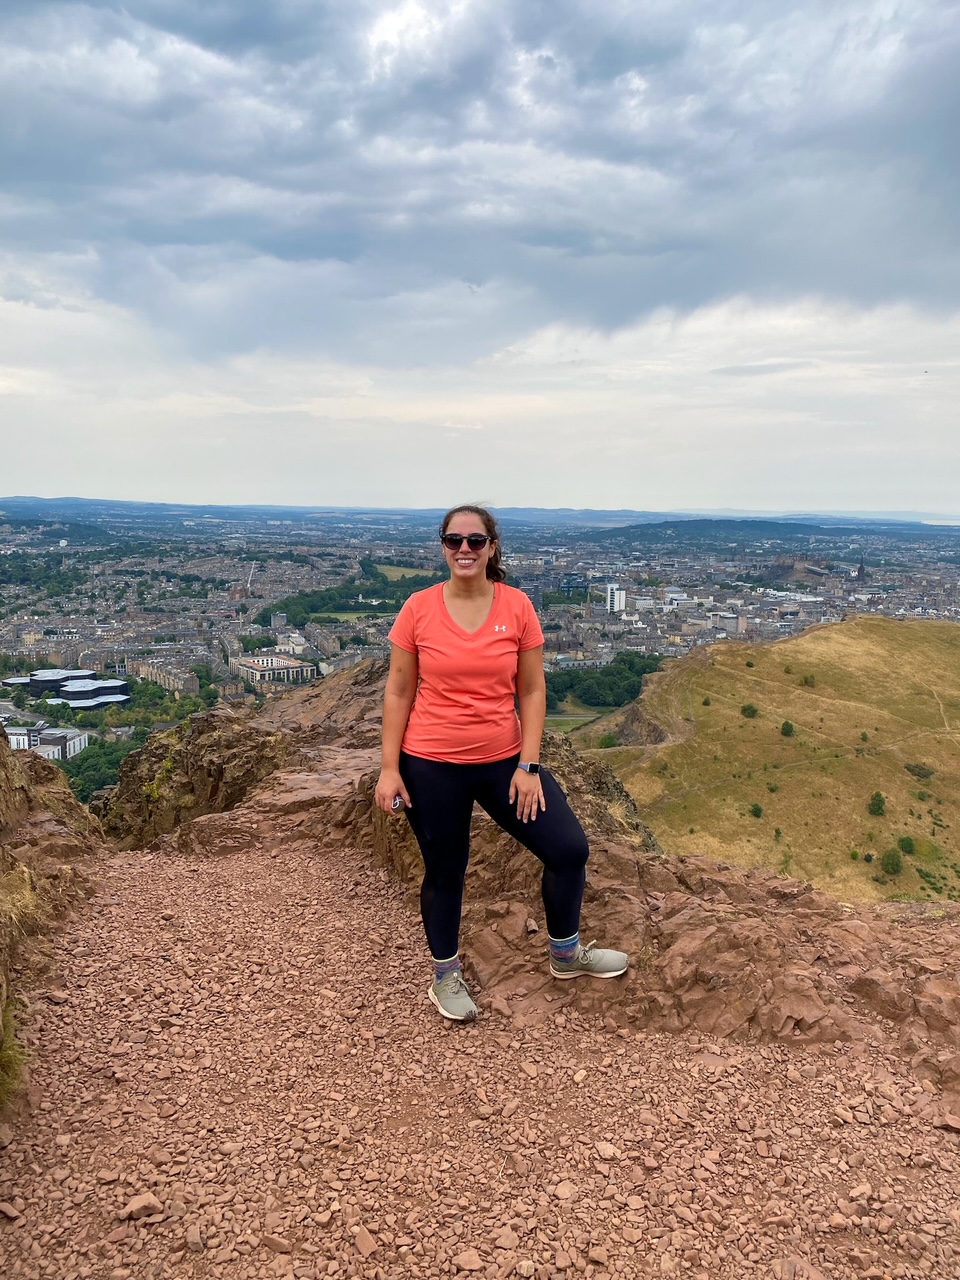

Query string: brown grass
0 863 38 1108
0 1001 26 1109
593 616 960 905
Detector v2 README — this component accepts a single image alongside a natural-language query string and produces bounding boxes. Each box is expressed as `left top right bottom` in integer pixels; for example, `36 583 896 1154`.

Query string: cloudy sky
2 0 959 512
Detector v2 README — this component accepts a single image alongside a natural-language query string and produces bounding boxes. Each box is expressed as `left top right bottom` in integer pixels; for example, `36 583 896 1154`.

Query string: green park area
255 560 443 627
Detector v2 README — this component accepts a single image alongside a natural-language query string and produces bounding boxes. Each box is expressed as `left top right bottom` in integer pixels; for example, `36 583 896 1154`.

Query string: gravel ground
2 836 960 1280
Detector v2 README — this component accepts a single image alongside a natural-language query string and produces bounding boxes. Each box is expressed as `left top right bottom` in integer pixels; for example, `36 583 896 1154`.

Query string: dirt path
2 835 960 1280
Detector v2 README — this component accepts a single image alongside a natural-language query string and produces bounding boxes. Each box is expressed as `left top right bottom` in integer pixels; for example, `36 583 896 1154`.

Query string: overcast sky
2 0 959 512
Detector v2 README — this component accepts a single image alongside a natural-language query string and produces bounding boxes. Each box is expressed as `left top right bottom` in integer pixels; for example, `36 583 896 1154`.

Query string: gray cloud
1 0 958 365
712 360 815 377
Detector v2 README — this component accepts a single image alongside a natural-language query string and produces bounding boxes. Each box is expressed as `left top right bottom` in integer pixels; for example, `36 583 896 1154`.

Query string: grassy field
546 694 606 735
546 713 601 733
583 616 960 905
374 564 440 581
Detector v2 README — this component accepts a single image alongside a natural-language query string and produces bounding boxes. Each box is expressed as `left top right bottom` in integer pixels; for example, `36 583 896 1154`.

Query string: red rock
117 1193 163 1221
452 1247 484 1271
355 1225 377 1257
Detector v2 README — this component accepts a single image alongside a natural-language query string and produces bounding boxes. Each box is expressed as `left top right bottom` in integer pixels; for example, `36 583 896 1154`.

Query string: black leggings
399 751 589 959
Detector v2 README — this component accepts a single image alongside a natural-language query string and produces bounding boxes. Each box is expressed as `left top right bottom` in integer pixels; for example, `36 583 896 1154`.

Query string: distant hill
577 615 960 905
4 496 959 536
581 516 960 546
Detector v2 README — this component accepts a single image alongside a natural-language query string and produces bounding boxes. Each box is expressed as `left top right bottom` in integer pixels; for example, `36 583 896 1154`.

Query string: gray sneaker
428 970 478 1021
550 940 629 980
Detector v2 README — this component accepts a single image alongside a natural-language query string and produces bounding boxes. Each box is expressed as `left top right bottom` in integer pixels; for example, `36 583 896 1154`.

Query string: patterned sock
549 932 580 964
432 953 461 983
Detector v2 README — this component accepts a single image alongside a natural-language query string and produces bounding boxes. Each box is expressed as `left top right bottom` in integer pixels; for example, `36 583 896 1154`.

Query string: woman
374 504 628 1022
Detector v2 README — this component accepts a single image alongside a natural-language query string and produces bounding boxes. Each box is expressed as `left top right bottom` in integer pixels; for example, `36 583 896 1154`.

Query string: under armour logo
494 624 508 632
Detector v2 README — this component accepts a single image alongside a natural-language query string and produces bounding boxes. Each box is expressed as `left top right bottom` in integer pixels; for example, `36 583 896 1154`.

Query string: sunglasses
439 533 492 551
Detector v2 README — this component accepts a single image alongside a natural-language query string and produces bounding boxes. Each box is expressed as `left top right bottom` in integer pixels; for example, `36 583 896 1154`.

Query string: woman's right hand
374 768 412 815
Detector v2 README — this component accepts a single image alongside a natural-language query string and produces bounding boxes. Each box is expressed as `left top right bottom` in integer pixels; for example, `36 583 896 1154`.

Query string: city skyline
2 1 958 509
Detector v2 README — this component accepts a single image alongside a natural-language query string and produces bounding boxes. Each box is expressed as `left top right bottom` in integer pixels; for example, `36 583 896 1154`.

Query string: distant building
3 726 89 760
127 660 201 697
605 585 626 614
228 654 316 685
28 668 95 698
275 630 311 656
1 668 130 711
51 679 130 709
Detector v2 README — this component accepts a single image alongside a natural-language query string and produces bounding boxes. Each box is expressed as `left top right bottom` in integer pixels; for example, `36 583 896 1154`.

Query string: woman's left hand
509 768 546 823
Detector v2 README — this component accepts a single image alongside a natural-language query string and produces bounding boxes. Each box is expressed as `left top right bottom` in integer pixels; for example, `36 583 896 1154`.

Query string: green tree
780 720 795 736
240 634 276 654
868 791 886 817
741 703 759 719
897 835 915 855
880 849 903 876
57 730 149 802
749 803 763 818
904 762 934 780
598 732 619 748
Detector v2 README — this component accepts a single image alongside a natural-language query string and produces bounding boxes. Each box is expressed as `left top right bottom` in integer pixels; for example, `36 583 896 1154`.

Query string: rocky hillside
5 658 960 1280
99 658 960 1125
0 737 106 1080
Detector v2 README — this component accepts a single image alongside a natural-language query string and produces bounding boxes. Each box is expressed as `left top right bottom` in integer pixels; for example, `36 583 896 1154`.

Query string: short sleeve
517 592 545 651
388 597 418 653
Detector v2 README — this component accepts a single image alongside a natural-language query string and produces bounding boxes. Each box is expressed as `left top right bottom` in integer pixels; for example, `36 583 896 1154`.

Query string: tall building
605 584 626 614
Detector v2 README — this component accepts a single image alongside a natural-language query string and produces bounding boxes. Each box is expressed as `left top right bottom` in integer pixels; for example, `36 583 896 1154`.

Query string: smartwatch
517 761 541 774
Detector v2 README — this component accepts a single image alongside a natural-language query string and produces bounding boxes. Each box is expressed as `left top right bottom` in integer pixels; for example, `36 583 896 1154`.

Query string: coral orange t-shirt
388 582 545 763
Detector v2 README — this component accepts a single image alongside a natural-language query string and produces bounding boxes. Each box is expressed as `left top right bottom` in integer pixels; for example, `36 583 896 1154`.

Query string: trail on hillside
3 835 960 1280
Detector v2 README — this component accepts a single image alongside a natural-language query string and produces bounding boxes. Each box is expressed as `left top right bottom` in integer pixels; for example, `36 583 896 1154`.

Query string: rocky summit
1 658 960 1280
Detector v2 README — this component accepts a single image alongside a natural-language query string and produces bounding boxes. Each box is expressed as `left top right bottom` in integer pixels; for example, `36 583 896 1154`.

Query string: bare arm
375 644 418 813
516 644 546 762
510 645 547 822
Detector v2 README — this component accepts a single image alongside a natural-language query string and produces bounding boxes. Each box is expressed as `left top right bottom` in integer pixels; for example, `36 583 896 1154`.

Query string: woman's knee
421 861 468 895
541 827 589 872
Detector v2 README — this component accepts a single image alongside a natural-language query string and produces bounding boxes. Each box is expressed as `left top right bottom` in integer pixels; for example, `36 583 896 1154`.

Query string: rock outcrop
0 738 105 1066
99 706 291 849
98 660 392 849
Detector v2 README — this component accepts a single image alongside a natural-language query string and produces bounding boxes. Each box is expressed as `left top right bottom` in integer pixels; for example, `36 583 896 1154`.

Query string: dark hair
440 504 506 582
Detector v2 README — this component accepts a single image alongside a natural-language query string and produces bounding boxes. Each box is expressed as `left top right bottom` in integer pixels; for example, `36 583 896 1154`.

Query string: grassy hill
578 616 960 905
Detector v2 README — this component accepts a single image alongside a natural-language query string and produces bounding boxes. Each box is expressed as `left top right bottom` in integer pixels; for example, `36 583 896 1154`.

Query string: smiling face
441 511 496 583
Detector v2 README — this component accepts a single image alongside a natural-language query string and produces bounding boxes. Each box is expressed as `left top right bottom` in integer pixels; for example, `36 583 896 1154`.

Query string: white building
605 584 626 614
3 726 89 760
229 654 316 685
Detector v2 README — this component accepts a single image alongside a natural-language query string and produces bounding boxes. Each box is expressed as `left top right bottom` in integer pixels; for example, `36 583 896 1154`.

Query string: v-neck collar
440 581 498 636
